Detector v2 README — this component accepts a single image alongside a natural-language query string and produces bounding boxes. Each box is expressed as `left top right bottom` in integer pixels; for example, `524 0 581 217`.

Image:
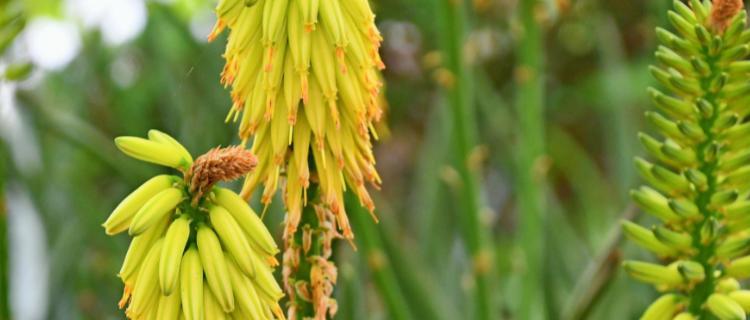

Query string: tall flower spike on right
209 0 385 242
623 0 750 319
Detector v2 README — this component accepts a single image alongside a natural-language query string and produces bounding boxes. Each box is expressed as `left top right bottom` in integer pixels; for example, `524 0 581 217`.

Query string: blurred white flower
64 0 109 28
23 18 81 71
65 0 147 46
0 81 42 174
8 186 49 320
110 51 139 88
189 9 215 42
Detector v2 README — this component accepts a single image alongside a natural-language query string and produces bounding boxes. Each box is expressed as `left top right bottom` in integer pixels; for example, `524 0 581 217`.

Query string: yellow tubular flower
105 130 285 320
210 0 385 241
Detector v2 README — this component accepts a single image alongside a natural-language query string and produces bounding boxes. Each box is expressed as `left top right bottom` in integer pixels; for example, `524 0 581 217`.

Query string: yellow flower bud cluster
104 130 284 320
209 0 385 241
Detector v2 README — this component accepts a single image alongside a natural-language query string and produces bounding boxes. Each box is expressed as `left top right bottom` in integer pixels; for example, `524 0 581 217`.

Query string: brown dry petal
187 146 257 203
295 281 312 302
310 256 338 320
282 204 343 318
303 226 313 254
282 245 300 300
287 306 297 320
314 205 343 258
711 0 744 32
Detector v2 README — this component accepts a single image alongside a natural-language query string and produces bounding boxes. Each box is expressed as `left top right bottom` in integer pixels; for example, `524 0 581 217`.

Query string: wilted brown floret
310 256 338 320
710 0 744 32
282 204 342 320
187 146 258 204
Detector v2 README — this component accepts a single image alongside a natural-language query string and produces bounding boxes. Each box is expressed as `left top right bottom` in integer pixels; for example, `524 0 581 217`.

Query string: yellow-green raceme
209 0 385 241
103 130 285 320
624 0 750 319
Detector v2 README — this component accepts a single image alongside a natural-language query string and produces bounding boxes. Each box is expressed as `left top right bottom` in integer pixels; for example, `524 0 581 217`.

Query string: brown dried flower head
188 145 258 203
710 0 745 32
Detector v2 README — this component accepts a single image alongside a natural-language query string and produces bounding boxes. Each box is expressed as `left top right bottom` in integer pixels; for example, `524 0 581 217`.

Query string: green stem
346 194 412 320
433 1 494 319
286 185 349 320
686 48 722 318
415 99 453 265
515 0 547 319
289 197 320 318
378 211 460 320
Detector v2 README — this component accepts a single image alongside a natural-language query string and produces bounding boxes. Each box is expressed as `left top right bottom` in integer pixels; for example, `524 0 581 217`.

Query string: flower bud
623 260 683 286
622 221 677 256
717 277 742 293
707 293 746 320
672 260 705 282
726 256 750 279
729 290 750 312
673 312 697 320
641 294 683 320
115 136 190 170
630 187 682 222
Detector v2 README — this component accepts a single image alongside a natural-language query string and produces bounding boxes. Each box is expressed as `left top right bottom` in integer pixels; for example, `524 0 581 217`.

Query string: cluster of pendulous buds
103 130 285 319
210 0 385 241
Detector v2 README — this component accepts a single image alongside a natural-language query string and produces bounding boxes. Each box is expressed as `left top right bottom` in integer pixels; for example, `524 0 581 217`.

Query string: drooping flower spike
209 0 385 241
624 0 750 319
104 130 285 320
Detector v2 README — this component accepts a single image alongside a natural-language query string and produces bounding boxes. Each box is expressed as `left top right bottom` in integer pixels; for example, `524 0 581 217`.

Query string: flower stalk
514 0 547 318
346 192 412 320
625 1 750 318
432 0 494 318
282 187 342 320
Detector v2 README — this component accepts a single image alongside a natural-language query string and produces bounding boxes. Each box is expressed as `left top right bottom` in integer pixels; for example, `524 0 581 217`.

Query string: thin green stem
414 98 454 263
415 99 454 265
336 258 365 320
346 194 412 320
289 193 320 319
515 0 547 319
433 1 494 319
378 215 458 320
686 47 721 318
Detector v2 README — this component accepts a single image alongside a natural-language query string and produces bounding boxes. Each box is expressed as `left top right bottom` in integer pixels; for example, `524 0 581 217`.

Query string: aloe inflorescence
104 130 284 320
209 0 384 241
623 0 750 318
209 0 385 318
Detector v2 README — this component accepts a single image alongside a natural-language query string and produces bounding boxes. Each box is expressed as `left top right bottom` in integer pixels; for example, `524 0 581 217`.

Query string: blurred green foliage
0 0 691 319
1 138 9 320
